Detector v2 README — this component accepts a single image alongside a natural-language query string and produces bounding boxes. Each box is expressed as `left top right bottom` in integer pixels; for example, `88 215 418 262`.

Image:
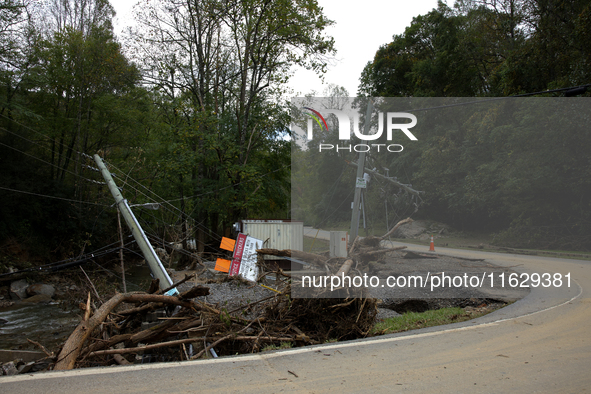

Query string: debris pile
258 218 413 294
49 275 377 370
7 218 415 372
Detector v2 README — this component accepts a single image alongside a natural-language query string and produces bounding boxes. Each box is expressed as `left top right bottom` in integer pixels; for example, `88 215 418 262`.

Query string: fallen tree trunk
257 248 327 267
357 246 407 256
54 293 206 370
335 259 354 276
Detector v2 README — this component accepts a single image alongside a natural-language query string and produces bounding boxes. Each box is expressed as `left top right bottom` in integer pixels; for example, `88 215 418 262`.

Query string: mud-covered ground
171 249 529 321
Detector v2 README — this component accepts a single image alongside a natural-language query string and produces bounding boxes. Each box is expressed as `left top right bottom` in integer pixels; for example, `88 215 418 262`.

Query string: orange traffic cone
429 235 435 251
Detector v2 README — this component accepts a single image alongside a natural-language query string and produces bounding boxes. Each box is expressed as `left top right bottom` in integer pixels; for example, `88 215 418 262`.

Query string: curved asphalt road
1 234 589 393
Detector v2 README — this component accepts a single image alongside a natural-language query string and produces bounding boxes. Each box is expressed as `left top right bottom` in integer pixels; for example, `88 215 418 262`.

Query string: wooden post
349 100 374 246
117 208 127 293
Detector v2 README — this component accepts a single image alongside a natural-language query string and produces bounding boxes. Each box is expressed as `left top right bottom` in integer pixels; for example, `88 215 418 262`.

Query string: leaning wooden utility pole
349 100 374 246
117 208 127 293
94 154 177 294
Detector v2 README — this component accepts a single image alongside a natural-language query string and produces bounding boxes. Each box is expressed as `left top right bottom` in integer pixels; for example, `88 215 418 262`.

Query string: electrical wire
0 139 103 187
0 185 109 206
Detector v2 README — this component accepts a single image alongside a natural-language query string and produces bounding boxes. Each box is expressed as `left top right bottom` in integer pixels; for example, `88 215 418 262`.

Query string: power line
394 83 591 113
0 185 109 206
101 157 291 243
0 137 103 186
101 159 188 220
0 112 94 164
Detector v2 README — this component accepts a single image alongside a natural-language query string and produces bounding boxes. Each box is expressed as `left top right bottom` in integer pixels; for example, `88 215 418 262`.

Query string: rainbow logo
303 107 328 132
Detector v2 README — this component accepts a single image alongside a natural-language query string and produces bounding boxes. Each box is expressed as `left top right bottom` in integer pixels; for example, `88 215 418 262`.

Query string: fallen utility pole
94 154 177 294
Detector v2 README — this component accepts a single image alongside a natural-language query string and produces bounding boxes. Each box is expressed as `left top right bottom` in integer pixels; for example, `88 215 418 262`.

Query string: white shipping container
240 220 303 252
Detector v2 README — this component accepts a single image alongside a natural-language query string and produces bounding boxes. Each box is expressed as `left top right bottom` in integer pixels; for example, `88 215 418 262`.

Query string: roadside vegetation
262 342 293 352
373 306 495 336
293 1 591 253
0 0 333 270
259 305 502 352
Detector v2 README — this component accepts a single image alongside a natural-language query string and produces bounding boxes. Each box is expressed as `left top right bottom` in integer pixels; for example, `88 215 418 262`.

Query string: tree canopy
353 0 591 250
1 0 590 270
0 0 334 266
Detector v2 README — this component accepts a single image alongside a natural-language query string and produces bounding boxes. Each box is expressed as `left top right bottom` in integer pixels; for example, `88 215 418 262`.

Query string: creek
0 302 78 351
0 264 155 352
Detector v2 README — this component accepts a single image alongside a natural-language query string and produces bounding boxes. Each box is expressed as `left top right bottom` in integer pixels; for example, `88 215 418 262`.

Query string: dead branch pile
260 218 413 277
52 280 377 370
264 286 377 342
50 219 413 370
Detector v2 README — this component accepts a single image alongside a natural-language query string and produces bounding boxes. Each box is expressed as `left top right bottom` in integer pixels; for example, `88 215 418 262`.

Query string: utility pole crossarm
345 161 422 198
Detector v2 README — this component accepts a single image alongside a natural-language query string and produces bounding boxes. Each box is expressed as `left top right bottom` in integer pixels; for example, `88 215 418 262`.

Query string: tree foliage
128 0 334 247
0 0 150 260
356 0 591 250
360 0 591 97
0 0 333 263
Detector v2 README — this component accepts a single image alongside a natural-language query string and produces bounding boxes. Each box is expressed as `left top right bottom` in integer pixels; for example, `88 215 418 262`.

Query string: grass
372 307 488 336
303 235 330 254
262 341 293 352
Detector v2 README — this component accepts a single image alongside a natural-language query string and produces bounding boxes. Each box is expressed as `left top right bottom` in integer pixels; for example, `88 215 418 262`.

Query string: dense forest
1 0 590 274
294 0 591 251
0 0 333 269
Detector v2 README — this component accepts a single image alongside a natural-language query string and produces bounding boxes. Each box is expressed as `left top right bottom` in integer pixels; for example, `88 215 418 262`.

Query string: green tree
0 0 151 260
30 25 140 184
130 0 334 246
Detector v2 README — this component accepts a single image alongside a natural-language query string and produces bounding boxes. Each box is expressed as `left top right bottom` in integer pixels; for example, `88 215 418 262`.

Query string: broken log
54 292 209 370
178 285 209 300
357 246 407 256
335 259 354 276
112 354 131 365
256 248 327 267
380 217 414 240
162 274 197 295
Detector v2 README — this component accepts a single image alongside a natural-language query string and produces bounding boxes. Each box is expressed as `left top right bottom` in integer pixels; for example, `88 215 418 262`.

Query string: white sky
111 0 440 97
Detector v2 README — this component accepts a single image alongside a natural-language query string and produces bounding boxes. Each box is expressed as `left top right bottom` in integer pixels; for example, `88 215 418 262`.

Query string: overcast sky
111 0 439 97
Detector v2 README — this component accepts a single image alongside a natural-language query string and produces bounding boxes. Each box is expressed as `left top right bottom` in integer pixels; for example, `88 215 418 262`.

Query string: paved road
2 236 589 393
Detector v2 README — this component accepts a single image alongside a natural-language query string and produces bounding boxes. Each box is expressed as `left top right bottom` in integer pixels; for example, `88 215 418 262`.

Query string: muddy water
0 265 155 353
0 302 79 352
